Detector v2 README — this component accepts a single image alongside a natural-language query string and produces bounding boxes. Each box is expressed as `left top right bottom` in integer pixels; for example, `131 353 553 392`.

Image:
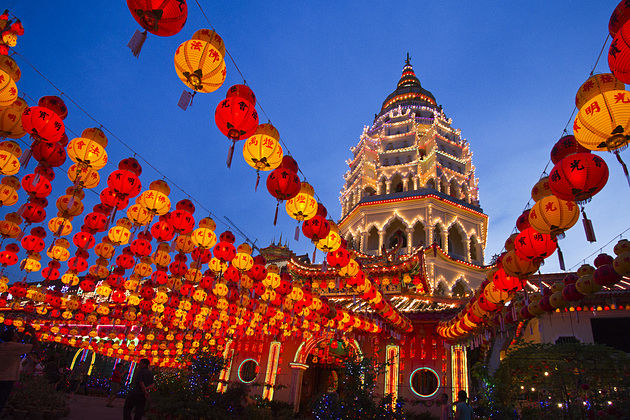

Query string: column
289 362 308 414
413 176 418 190
406 228 414 254
402 178 408 192
360 231 368 253
217 345 235 393
262 341 281 401
384 345 400 407
378 230 385 253
464 235 470 262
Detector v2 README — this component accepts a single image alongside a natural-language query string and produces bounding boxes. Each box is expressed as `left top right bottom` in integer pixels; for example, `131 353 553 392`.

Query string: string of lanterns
438 1 630 341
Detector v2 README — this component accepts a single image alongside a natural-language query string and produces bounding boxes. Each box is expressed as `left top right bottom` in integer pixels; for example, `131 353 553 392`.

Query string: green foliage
493 340 630 419
311 357 406 420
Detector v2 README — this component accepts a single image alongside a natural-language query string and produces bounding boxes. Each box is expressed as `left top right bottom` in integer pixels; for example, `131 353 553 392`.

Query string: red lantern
38 96 68 120
127 0 188 37
548 153 608 204
266 167 301 224
107 169 142 199
151 220 175 242
21 201 47 224
214 92 259 167
302 215 330 242
21 172 52 198
21 106 65 143
169 208 195 235
31 141 67 167
550 135 589 165
516 209 530 231
326 248 350 269
610 0 630 37
594 264 621 286
492 267 523 292
514 227 557 262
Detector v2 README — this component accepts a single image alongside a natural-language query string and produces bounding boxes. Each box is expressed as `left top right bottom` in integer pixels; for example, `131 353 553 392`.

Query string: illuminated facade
339 56 488 296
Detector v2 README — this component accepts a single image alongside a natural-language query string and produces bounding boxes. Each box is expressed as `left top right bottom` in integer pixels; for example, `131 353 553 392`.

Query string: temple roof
379 55 437 117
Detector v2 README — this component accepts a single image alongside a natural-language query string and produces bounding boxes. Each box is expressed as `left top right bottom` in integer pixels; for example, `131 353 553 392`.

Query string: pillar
378 230 385 253
360 231 368 253
406 228 414 254
384 345 400 407
289 362 308 414
402 178 408 192
413 176 419 190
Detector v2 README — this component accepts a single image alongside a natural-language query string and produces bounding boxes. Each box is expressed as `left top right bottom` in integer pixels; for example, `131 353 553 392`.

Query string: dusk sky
6 0 630 275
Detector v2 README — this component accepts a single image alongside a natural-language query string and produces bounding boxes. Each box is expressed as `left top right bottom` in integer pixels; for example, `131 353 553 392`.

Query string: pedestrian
0 326 33 414
123 358 154 420
454 390 474 420
440 392 452 420
106 364 124 407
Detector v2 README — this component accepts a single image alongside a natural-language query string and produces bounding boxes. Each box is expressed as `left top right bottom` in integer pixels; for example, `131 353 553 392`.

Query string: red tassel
312 246 317 263
127 29 147 57
557 244 565 271
178 90 193 111
255 171 260 191
582 208 596 243
226 140 235 168
614 150 630 188
294 224 300 241
19 147 32 168
273 201 279 225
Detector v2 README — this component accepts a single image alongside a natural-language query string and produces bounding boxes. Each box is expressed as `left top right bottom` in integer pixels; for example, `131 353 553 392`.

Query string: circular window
238 359 259 383
410 367 440 397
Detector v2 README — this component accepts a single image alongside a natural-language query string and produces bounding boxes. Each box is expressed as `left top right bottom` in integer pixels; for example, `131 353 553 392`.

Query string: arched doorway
366 226 379 253
385 218 407 251
391 174 403 193
447 225 466 259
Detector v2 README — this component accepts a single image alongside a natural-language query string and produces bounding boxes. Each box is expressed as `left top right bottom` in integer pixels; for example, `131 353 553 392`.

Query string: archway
426 178 436 190
447 224 466 259
461 183 469 203
433 224 444 248
412 222 426 248
469 236 480 263
440 176 448 194
407 173 414 191
363 186 376 197
449 178 460 199
366 226 379 252
379 177 387 195
391 174 403 193
384 218 407 251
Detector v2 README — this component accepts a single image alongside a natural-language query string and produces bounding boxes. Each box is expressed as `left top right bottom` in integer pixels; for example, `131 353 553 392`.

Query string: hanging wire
193 0 326 204
488 33 612 262
567 226 630 271
11 51 260 245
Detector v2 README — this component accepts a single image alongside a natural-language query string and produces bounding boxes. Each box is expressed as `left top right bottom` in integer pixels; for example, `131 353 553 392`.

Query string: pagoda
338 54 488 296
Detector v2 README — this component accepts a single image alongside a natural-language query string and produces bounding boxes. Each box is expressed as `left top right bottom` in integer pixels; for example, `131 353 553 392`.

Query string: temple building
217 57 489 416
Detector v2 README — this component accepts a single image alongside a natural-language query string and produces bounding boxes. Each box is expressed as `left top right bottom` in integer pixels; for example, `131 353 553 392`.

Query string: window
238 359 259 383
410 367 440 397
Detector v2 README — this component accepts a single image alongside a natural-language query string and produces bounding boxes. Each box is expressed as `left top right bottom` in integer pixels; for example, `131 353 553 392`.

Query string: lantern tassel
254 171 260 192
127 29 147 58
557 244 566 271
273 201 279 225
312 246 317 263
294 224 300 241
614 150 630 188
178 90 194 111
226 140 235 168
19 147 32 168
581 208 596 243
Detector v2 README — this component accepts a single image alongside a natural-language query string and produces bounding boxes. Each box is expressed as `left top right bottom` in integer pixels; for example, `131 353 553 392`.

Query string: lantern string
11 52 261 249
192 0 326 204
566 226 630 271
488 33 612 263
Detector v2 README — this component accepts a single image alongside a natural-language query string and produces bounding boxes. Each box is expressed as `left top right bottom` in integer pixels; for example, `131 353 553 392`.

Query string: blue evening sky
4 0 630 276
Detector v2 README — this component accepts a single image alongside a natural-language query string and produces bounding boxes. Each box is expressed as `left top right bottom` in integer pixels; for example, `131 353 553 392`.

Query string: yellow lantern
502 250 540 279
483 282 510 305
137 180 171 216
0 140 21 175
67 164 100 189
316 222 341 252
0 176 19 206
108 218 132 245
0 56 20 82
21 255 41 272
174 30 226 93
573 73 630 151
208 257 227 274
0 70 18 107
56 189 85 218
528 195 579 236
126 204 152 226
339 259 359 277
0 97 27 138
61 273 80 286
232 243 254 272
48 217 72 236
191 227 217 249
67 136 108 170
286 182 317 221
242 123 283 171
95 239 115 259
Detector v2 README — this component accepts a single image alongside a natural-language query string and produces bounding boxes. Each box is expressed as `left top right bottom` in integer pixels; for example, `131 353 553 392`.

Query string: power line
11 51 259 246
567 226 630 271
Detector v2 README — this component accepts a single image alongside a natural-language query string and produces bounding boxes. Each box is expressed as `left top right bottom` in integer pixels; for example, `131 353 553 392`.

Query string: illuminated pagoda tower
339 54 488 295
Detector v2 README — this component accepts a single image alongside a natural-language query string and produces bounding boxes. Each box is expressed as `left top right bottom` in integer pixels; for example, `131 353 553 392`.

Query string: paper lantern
609 17 630 83
0 140 21 175
137 180 171 216
514 227 557 262
573 73 630 152
530 176 552 202
0 97 27 138
548 153 608 203
67 164 100 189
528 195 579 236
550 135 590 165
174 31 226 93
21 106 65 143
316 222 341 253
610 0 630 37
0 176 19 206
67 136 108 170
286 182 317 222
127 0 187 36
0 70 17 107
502 250 540 279
242 123 283 171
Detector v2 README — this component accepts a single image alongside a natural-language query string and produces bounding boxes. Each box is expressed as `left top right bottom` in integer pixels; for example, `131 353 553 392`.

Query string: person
123 358 154 420
440 392 452 420
454 390 474 420
106 364 124 407
0 326 33 413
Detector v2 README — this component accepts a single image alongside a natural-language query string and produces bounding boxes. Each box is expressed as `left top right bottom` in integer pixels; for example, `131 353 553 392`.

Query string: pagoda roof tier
379 57 437 118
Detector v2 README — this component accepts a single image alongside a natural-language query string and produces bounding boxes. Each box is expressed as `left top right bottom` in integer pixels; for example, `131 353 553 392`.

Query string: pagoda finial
405 52 411 66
